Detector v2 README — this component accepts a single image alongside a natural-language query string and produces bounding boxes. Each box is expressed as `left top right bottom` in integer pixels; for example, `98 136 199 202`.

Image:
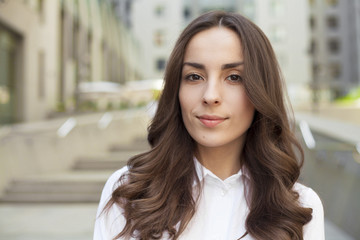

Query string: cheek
179 87 189 124
242 92 255 111
179 85 186 111
241 97 255 121
229 90 255 118
179 85 194 113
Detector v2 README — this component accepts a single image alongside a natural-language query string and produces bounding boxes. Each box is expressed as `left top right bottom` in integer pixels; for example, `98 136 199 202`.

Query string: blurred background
0 0 359 239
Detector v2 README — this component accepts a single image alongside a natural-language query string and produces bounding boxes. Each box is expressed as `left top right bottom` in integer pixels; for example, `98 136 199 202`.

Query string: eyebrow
182 62 205 69
221 62 244 70
182 61 244 70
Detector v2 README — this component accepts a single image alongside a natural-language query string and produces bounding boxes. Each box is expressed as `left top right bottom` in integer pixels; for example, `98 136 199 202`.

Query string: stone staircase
0 140 149 203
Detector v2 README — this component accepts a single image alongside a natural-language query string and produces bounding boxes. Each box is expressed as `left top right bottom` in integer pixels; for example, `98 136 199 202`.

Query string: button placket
221 189 226 197
221 181 233 197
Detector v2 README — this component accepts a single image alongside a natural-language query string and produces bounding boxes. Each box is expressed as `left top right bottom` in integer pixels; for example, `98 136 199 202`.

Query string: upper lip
197 115 227 120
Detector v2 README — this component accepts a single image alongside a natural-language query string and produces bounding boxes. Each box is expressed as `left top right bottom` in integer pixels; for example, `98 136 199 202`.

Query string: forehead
184 27 243 63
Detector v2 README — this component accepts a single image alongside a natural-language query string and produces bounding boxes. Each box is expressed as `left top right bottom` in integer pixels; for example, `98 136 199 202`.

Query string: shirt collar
193 156 249 184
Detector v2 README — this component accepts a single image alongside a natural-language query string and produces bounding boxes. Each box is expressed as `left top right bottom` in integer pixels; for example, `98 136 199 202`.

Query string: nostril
203 98 220 105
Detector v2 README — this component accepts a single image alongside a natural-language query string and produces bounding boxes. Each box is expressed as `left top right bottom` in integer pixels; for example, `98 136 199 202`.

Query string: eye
226 74 243 83
185 74 203 81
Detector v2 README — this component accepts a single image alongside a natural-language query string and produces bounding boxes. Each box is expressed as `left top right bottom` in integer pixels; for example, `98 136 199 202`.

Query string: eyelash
185 73 203 81
184 73 243 83
226 74 243 83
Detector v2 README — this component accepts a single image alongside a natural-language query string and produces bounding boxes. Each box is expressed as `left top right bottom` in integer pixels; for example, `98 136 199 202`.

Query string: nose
202 80 222 105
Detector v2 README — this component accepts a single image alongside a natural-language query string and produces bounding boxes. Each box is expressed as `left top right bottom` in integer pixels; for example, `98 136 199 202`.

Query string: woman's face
179 27 255 151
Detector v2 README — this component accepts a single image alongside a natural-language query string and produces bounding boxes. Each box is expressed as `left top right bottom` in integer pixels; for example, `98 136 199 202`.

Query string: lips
197 115 227 128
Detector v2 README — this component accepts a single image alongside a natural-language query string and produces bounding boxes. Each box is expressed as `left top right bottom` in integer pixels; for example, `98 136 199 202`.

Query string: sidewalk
325 219 356 240
0 203 97 240
295 111 360 145
0 203 355 240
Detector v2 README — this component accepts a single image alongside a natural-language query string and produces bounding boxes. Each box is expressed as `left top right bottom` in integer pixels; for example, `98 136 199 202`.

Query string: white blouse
94 159 324 240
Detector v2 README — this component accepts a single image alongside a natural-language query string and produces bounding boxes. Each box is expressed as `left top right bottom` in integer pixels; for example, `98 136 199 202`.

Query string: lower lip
199 118 225 128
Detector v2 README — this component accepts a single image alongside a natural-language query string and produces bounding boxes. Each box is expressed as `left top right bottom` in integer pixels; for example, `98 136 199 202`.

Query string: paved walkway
0 203 96 240
325 219 356 240
295 111 360 145
0 203 355 240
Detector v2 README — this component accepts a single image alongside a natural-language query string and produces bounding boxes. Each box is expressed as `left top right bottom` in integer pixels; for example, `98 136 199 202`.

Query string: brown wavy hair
104 11 312 240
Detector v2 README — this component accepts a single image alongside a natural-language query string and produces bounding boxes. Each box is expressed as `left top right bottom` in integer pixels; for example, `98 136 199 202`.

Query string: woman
94 11 324 240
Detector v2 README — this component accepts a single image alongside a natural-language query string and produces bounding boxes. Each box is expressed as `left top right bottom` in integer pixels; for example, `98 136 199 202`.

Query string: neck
196 143 243 180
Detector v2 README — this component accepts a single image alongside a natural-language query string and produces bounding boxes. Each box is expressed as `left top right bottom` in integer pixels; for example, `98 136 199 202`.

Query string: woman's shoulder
108 165 129 181
104 166 129 191
98 166 129 203
293 182 323 209
94 166 129 239
294 182 325 239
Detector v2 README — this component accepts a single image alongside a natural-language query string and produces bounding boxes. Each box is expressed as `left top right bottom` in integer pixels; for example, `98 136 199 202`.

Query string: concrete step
0 171 113 203
0 142 148 204
73 159 127 171
0 192 101 203
109 139 150 152
72 150 141 171
3 180 104 193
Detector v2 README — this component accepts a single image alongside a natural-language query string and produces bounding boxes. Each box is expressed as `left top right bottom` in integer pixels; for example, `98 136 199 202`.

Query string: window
331 88 342 99
309 39 317 54
243 0 255 20
156 58 166 71
0 0 10 7
326 0 338 6
102 41 109 81
328 62 341 79
154 30 165 47
327 16 338 29
183 6 191 19
328 38 340 53
277 53 288 68
0 24 18 124
309 16 315 30
270 26 286 43
86 33 92 82
38 51 45 99
270 0 285 17
312 63 320 77
38 0 45 22
155 5 165 17
72 21 79 60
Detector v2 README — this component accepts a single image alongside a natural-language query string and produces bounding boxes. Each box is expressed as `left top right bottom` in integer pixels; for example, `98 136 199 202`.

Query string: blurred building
0 0 142 124
112 0 133 29
248 0 311 107
183 0 242 23
309 0 360 101
131 0 183 79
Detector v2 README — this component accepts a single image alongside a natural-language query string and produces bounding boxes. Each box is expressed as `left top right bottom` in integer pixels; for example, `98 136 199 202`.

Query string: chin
196 139 230 149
